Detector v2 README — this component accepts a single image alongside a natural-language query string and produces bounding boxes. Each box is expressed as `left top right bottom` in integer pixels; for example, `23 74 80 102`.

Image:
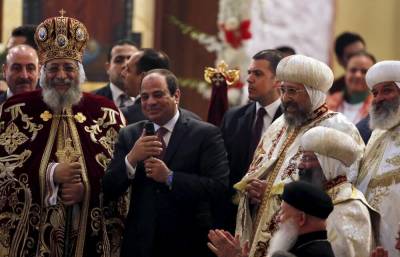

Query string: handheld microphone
144 121 155 136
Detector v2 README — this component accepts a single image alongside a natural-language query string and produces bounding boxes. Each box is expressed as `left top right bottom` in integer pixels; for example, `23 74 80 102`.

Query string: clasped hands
207 229 249 257
54 162 84 206
245 178 267 205
127 131 170 183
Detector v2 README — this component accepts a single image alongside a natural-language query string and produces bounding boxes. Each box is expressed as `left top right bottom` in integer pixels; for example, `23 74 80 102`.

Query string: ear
105 62 111 75
298 212 307 227
2 64 6 79
174 88 181 105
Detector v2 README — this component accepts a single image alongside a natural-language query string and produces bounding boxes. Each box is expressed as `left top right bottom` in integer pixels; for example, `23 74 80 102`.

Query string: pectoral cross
55 138 80 163
59 9 66 17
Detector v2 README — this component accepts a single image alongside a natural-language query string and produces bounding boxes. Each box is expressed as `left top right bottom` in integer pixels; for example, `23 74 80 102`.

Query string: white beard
42 79 82 113
267 219 299 257
369 98 400 130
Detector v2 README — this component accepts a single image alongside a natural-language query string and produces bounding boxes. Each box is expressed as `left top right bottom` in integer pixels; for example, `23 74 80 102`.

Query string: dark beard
281 101 312 127
298 167 325 189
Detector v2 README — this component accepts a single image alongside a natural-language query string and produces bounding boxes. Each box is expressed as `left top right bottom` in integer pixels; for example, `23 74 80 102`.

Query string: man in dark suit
102 69 229 257
1 44 39 104
120 48 200 124
220 49 283 232
93 39 137 108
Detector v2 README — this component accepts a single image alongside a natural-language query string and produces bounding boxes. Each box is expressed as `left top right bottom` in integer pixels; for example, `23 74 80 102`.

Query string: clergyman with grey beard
358 60 400 257
0 14 126 256
266 181 334 257
209 55 364 257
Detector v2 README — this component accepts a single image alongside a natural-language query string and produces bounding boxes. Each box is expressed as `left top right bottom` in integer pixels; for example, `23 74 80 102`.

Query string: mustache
48 78 73 87
15 78 32 85
282 101 300 110
373 100 397 112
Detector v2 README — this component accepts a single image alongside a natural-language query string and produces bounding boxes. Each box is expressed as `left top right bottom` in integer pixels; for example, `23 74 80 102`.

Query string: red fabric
0 90 124 256
207 80 228 126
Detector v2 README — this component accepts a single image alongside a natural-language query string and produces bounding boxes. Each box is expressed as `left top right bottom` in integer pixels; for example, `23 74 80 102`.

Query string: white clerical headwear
366 61 400 90
301 126 363 180
276 55 334 93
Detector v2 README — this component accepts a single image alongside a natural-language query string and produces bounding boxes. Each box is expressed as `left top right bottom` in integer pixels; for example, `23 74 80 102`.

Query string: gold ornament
74 112 86 123
34 10 89 64
204 61 240 86
40 111 53 121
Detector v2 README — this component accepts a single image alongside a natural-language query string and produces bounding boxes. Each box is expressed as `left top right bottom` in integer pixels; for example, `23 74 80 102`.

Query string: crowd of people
0 13 399 257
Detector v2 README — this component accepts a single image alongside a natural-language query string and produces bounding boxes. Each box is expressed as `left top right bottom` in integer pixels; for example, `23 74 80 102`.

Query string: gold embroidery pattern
74 112 86 123
5 103 43 141
386 155 400 167
55 138 80 163
0 150 31 174
0 173 40 257
40 111 53 121
84 108 120 143
267 126 286 159
280 148 303 181
0 123 29 154
99 127 118 156
254 127 300 232
91 208 102 234
367 169 400 189
95 153 111 171
368 186 390 209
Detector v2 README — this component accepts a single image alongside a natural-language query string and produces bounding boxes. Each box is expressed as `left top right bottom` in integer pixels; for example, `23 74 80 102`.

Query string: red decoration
222 19 252 48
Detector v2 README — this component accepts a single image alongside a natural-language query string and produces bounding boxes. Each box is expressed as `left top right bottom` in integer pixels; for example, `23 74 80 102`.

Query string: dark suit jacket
356 114 371 144
102 112 229 257
92 83 113 101
290 231 335 257
0 91 7 104
219 101 282 232
121 97 201 125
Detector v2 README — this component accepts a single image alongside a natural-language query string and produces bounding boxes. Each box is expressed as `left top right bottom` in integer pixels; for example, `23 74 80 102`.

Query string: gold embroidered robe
326 181 379 257
357 122 400 257
0 90 126 257
234 106 364 257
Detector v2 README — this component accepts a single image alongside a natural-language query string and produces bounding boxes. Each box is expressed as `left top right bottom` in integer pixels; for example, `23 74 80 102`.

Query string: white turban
366 60 400 89
276 55 334 93
300 126 363 181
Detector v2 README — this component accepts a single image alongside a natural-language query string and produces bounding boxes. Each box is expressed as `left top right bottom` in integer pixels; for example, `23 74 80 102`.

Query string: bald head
3 44 39 95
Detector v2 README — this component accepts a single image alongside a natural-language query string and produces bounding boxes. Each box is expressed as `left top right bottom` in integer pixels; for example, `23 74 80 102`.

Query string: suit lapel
272 104 283 122
238 103 256 163
163 113 189 164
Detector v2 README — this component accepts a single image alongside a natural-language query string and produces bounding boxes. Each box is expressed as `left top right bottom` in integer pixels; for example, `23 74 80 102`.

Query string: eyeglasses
44 64 78 75
279 86 307 96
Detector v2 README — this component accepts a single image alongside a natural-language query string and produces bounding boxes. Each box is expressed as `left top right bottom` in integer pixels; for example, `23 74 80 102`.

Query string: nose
20 66 29 78
247 74 254 84
373 92 386 105
55 68 67 79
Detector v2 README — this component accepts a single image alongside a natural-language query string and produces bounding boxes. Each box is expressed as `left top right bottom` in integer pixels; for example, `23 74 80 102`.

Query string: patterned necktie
157 127 168 159
249 108 266 158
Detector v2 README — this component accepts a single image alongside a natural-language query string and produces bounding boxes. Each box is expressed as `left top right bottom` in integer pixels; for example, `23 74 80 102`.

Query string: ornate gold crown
34 10 89 64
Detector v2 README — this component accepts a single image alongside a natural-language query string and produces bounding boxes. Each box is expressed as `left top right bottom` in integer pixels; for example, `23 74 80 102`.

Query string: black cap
282 181 333 219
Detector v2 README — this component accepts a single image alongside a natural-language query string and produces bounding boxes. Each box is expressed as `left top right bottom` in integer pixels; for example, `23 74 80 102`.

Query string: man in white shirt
93 39 137 108
1 44 39 103
103 69 229 257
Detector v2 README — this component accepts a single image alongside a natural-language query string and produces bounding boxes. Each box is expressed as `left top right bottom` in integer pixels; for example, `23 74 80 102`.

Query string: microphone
144 121 155 136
